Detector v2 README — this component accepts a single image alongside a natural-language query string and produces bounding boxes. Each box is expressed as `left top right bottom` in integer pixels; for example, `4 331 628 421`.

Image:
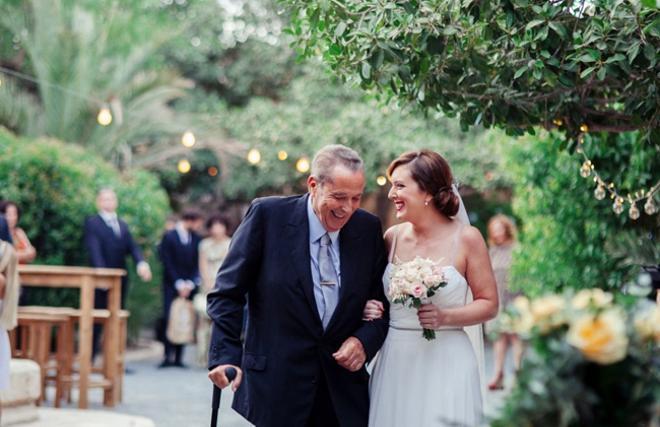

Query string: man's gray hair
311 144 364 184
97 187 116 196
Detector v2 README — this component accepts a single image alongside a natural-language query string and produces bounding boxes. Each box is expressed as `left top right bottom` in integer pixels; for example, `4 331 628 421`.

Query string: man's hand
208 364 243 392
333 336 366 372
178 287 191 299
137 262 152 282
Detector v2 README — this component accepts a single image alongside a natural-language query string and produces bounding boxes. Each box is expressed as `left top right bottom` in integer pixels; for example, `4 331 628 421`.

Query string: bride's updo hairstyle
387 149 460 217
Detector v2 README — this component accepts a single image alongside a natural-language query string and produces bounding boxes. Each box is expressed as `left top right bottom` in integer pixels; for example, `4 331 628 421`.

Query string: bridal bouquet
388 256 448 340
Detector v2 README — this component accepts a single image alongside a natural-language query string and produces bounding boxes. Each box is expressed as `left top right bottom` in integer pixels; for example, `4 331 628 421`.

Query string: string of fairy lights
572 125 658 220
2 68 657 208
1 67 385 183
241 148 390 186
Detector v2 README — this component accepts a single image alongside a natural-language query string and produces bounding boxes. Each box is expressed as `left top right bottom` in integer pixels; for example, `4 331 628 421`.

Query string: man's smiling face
308 165 365 232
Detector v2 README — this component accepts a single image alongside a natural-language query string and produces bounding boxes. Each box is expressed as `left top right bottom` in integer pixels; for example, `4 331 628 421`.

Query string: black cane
211 367 237 427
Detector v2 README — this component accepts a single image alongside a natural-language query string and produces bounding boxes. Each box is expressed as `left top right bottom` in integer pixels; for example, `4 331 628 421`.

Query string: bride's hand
417 303 445 329
362 299 384 321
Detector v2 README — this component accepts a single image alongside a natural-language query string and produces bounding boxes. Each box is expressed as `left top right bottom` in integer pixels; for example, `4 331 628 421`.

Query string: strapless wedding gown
368 263 483 427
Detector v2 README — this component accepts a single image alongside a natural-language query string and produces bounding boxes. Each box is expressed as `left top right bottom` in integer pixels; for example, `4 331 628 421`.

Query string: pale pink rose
426 274 445 286
431 265 445 276
411 283 427 298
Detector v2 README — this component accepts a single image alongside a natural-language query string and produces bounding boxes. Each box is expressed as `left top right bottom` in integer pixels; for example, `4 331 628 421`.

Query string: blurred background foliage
504 131 659 296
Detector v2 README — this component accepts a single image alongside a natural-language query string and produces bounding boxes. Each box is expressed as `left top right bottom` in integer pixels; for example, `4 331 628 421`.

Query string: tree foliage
0 0 238 170
285 0 659 139
505 131 659 295
217 67 510 200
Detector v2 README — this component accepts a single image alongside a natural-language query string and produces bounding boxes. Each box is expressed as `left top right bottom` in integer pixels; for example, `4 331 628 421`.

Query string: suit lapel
286 195 323 328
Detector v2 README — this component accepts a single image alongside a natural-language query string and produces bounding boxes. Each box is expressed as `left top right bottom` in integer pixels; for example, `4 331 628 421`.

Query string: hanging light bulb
247 148 261 165
644 197 657 215
177 159 191 174
296 157 310 173
181 131 196 148
612 197 624 215
594 184 606 200
629 203 640 220
580 123 589 132
552 118 563 126
580 160 592 178
376 175 387 186
277 150 288 161
97 106 113 126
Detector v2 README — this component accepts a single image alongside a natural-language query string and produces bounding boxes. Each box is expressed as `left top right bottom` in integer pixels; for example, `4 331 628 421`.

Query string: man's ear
307 175 317 194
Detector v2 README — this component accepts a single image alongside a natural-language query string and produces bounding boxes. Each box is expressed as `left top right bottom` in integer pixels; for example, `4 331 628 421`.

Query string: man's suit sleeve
160 233 182 287
206 200 264 369
84 217 105 267
351 218 389 362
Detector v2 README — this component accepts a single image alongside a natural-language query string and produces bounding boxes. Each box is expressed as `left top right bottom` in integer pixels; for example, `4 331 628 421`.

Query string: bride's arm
362 226 397 320
418 226 498 328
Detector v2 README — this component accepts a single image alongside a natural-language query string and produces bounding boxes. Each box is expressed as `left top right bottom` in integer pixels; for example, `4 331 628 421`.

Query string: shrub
0 127 170 338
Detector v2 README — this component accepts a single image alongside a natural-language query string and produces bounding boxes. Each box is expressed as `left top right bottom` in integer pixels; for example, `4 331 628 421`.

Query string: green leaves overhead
284 0 660 139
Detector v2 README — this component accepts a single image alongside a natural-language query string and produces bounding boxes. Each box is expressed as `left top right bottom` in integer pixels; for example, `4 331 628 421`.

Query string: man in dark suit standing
158 209 203 368
84 188 152 356
207 145 389 427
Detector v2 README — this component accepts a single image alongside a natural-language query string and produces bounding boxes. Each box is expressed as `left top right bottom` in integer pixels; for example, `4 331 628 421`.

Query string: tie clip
320 280 336 287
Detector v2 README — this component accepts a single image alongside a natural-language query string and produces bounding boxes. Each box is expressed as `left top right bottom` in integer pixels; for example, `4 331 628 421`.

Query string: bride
364 150 499 426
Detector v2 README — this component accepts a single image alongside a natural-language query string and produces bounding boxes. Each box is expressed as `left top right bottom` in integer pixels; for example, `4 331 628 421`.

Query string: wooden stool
15 306 130 406
11 310 74 406
62 308 129 404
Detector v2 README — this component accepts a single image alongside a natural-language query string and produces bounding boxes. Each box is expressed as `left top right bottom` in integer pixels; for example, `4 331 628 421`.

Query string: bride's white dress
368 231 483 427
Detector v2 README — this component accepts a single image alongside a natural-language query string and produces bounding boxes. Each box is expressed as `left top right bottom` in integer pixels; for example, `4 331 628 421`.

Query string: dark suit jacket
84 214 144 285
0 216 12 243
159 228 201 307
207 195 389 427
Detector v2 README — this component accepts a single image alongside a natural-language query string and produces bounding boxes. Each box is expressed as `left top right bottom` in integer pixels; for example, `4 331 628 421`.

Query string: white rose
531 295 567 333
571 288 613 310
634 305 660 344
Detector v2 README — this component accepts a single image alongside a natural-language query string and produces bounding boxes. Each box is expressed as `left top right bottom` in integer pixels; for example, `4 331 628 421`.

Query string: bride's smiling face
388 164 431 221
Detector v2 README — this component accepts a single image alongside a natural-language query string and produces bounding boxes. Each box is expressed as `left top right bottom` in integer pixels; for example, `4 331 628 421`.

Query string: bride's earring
424 200 429 206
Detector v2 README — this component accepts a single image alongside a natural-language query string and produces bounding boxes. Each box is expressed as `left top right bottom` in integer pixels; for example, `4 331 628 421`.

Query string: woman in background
486 214 523 390
0 201 36 264
195 214 231 366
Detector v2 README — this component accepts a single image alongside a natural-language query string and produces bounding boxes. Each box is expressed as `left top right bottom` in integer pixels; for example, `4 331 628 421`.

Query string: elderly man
207 145 389 427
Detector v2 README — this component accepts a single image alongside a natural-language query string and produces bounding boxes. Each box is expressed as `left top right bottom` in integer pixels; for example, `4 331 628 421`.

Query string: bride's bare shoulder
459 225 487 251
383 225 396 247
383 223 406 249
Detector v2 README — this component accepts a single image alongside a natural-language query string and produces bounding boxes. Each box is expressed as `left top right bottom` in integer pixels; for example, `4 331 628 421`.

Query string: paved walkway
39 337 513 427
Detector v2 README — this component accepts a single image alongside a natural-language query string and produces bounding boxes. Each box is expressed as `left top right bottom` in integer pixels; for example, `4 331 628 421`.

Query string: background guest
486 214 523 390
84 188 153 358
0 200 36 263
158 209 203 368
194 213 232 366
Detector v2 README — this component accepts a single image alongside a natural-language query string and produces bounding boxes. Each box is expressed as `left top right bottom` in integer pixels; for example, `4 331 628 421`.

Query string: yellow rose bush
492 290 659 427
